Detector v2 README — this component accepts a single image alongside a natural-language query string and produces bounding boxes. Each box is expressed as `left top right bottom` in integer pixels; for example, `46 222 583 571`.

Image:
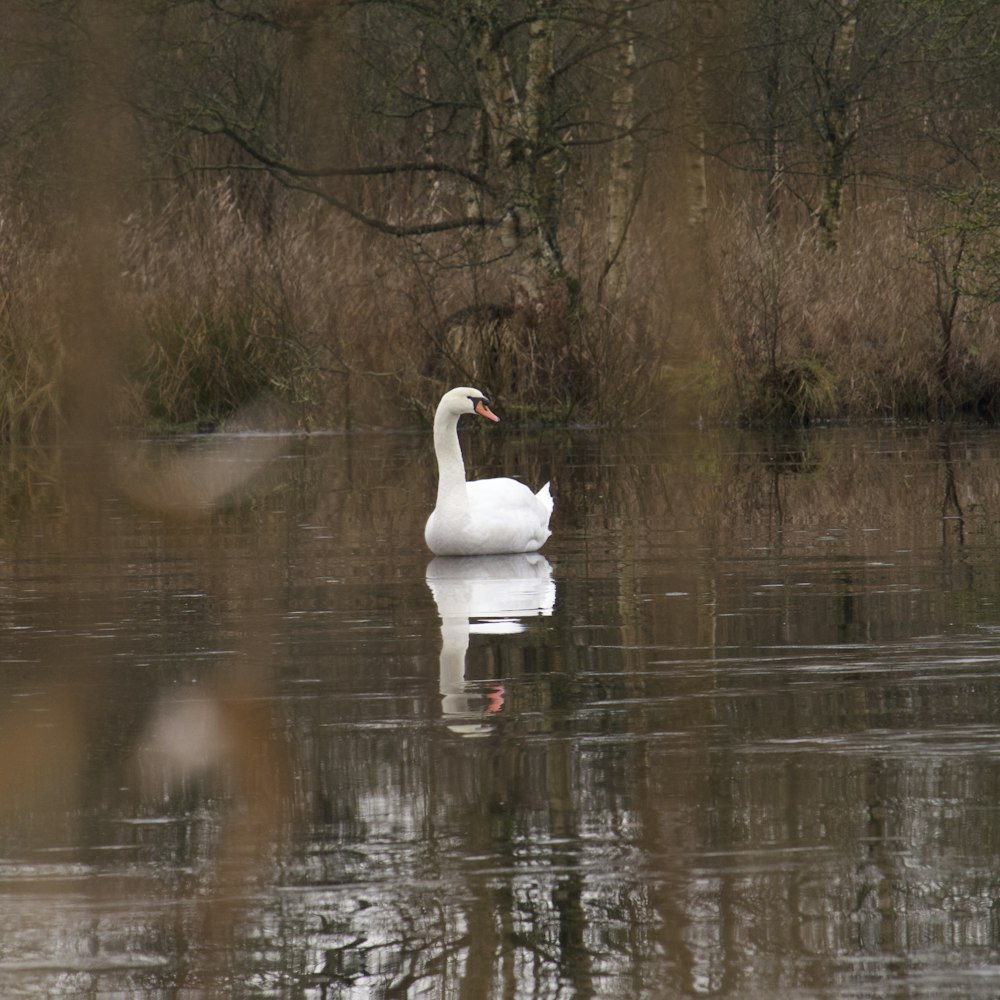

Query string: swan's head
438 387 500 423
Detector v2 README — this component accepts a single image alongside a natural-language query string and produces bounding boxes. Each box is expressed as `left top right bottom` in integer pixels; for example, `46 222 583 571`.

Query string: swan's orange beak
475 399 500 422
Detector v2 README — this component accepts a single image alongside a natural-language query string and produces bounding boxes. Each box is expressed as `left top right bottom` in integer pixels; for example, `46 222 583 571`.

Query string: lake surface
2 422 1000 998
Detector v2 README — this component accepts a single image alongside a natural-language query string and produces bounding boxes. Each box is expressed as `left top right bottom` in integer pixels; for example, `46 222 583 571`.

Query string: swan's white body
425 387 553 556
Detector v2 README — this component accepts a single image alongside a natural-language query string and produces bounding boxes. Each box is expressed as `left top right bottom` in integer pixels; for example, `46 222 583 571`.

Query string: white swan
424 387 553 556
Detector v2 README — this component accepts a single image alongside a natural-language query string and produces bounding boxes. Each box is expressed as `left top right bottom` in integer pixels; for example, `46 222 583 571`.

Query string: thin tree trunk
603 0 636 302
762 0 783 228
526 15 558 254
415 31 442 217
682 1 713 229
817 0 858 250
466 109 489 221
933 230 967 410
416 31 435 164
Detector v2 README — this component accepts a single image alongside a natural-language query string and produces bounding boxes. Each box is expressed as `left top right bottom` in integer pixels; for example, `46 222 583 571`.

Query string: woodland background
2 0 1000 435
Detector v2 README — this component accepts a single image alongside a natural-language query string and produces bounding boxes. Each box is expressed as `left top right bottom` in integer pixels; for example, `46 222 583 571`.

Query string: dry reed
2 183 1000 439
707 199 1000 424
0 204 65 441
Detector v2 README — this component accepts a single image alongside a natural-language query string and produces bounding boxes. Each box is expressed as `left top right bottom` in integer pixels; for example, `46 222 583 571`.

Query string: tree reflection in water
1 426 1000 997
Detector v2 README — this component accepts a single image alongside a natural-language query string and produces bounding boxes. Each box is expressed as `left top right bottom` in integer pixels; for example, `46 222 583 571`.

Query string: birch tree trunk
465 109 489 222
682 1 713 229
762 0 784 227
526 15 558 257
462 0 562 277
415 31 442 217
463 2 523 168
415 32 435 164
603 0 636 303
461 0 572 341
817 0 859 250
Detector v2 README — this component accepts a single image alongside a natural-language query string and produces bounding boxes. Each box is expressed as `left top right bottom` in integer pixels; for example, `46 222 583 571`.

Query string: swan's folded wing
535 481 554 515
467 476 551 516
465 477 552 553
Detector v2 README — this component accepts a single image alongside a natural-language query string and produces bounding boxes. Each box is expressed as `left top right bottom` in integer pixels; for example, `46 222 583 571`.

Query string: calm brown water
2 423 1000 998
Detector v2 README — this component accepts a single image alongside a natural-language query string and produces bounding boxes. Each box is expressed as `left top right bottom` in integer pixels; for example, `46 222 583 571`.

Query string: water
2 423 1000 998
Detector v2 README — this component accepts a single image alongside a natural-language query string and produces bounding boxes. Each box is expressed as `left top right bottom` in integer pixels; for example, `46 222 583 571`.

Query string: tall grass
419 275 660 424
119 188 343 430
0 185 425 440
707 201 1000 424
2 185 1000 440
0 208 65 441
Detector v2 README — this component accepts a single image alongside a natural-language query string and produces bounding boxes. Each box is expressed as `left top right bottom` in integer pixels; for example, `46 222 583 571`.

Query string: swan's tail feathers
536 481 554 516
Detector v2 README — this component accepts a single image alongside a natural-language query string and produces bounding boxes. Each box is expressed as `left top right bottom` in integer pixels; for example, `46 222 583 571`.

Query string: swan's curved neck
433 407 468 505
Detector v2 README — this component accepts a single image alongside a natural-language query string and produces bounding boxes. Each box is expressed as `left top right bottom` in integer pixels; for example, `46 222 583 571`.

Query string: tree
602 0 637 302
130 3 665 385
720 0 923 246
814 0 859 249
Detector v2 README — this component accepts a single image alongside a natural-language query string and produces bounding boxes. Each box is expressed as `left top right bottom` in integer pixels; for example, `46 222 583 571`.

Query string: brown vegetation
704 200 1000 424
0 1 999 437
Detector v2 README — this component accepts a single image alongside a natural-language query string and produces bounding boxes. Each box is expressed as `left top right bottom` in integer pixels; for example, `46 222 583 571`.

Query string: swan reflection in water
425 554 555 736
